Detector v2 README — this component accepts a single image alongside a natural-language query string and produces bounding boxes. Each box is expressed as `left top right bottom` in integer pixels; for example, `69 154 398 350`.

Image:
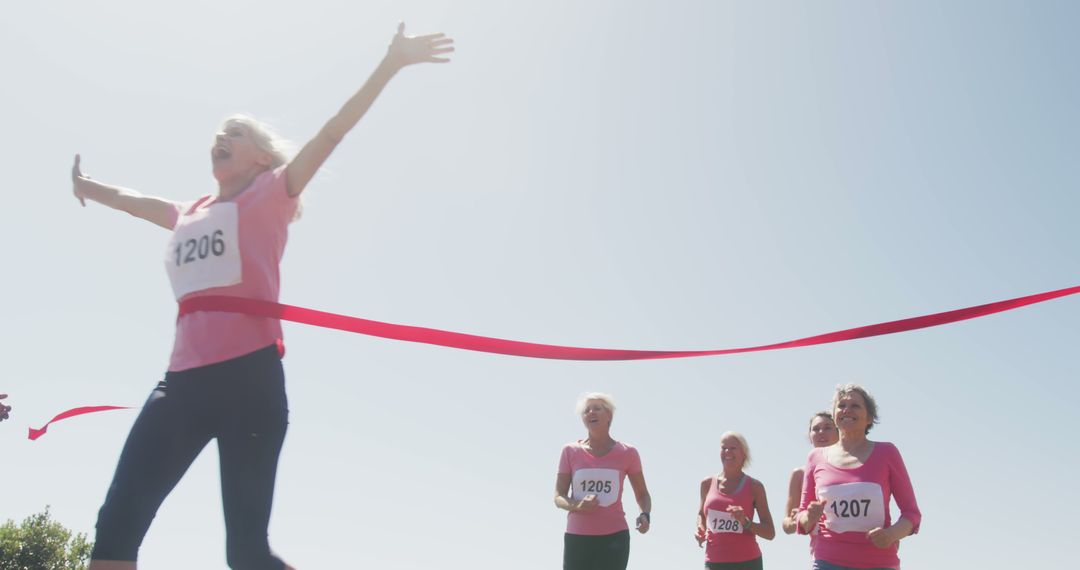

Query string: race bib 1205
571 468 621 507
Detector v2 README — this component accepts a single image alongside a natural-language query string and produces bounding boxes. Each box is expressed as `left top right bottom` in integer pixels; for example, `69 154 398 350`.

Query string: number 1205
580 480 612 494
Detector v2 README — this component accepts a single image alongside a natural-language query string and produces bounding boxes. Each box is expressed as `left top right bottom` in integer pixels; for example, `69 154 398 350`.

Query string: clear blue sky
3 1 1077 568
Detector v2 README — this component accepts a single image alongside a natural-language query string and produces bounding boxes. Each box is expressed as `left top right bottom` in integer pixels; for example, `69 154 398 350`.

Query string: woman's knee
91 499 154 561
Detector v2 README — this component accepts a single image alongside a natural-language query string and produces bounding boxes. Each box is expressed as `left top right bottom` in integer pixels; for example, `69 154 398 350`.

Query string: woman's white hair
219 114 303 220
575 392 616 417
720 430 752 469
221 114 293 168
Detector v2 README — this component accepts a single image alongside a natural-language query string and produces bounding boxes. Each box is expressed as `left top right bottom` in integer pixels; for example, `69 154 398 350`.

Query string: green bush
0 507 92 570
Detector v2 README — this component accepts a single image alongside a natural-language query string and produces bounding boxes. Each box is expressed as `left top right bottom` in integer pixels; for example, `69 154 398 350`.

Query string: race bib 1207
818 481 886 533
165 202 241 299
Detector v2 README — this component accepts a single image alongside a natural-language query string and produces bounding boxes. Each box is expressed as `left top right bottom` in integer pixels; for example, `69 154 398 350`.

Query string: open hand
386 22 454 69
72 154 89 207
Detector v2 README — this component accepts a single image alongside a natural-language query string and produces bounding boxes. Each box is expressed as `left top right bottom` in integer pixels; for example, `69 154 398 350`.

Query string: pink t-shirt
557 441 643 536
702 474 762 563
166 166 298 371
799 442 922 569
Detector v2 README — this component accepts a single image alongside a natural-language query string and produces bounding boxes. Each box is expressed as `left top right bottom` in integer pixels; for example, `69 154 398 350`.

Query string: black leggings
706 557 764 570
92 345 289 570
564 530 630 570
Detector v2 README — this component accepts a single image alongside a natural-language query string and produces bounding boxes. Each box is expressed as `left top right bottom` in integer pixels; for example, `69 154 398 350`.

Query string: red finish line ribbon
28 406 132 441
179 284 1080 360
31 284 1080 439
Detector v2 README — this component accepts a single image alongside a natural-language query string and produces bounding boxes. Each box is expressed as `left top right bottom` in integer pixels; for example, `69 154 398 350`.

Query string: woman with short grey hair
554 393 652 570
798 384 922 569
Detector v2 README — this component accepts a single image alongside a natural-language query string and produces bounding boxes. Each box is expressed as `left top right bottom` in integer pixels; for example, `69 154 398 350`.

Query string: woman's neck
585 429 613 448
838 430 869 452
720 465 743 480
216 166 267 200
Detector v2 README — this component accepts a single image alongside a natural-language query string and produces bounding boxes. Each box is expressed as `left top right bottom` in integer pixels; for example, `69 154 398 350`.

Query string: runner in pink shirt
555 393 653 570
797 385 922 570
782 412 839 557
694 431 776 570
71 23 453 570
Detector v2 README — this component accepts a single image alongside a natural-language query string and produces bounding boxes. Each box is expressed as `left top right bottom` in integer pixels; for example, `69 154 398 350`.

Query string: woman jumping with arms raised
72 23 453 570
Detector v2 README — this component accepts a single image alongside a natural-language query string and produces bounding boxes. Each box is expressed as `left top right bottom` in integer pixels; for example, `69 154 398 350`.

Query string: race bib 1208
706 509 744 534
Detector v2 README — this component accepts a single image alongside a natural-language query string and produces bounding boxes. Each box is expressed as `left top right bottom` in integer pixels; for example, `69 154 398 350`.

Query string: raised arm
782 467 804 534
627 471 652 534
695 477 710 547
71 155 180 230
798 456 826 534
285 23 454 197
868 444 920 548
748 478 776 540
554 472 597 513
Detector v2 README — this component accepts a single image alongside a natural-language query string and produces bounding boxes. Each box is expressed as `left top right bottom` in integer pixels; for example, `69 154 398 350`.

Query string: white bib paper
706 509 743 534
818 482 886 533
571 468 620 507
166 202 242 299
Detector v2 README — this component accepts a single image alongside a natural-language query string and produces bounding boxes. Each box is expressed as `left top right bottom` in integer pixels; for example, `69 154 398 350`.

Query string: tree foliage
0 507 92 570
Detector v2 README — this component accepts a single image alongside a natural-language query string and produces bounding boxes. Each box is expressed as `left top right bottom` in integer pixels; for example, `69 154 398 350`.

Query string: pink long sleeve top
799 442 921 569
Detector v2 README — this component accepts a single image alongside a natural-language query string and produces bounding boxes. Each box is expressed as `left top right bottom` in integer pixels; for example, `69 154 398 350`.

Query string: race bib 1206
571 468 621 507
165 202 241 299
818 481 886 533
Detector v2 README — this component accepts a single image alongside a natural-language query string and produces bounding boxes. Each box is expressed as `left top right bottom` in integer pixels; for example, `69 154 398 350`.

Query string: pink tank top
702 474 762 564
166 166 298 371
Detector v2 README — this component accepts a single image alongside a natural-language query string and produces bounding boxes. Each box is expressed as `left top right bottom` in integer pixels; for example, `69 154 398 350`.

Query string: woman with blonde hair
694 431 775 569
554 393 652 570
73 23 453 570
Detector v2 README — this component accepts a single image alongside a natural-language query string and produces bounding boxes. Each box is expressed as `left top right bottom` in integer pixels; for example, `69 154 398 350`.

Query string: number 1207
830 499 871 518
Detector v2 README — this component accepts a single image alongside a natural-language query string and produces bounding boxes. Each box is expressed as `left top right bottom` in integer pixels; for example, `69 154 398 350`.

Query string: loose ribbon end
28 406 133 441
